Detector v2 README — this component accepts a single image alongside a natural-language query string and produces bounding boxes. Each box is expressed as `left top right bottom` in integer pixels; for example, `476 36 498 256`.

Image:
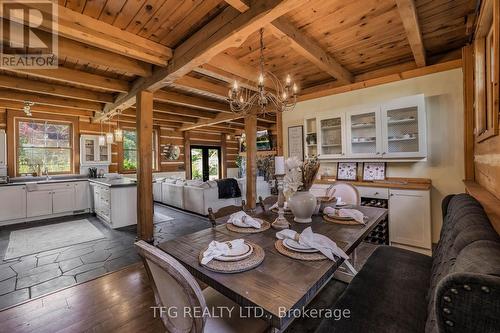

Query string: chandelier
228 28 298 115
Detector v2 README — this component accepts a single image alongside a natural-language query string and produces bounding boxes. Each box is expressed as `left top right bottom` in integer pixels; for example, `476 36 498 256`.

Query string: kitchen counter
315 177 432 191
0 176 89 187
88 178 137 187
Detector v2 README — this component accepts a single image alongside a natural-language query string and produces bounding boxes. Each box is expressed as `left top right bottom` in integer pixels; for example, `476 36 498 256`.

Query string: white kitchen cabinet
381 94 426 158
52 187 76 214
389 189 431 254
317 114 346 159
346 107 383 159
0 186 27 221
27 190 53 218
74 181 90 211
304 117 318 158
90 182 136 228
0 129 6 167
80 135 111 166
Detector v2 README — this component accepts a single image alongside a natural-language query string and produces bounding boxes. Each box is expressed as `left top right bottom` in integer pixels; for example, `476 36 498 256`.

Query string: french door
190 146 221 181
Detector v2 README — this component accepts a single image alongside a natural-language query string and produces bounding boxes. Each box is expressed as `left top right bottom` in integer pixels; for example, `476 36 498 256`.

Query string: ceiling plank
154 90 230 113
0 74 114 103
0 99 94 117
267 18 353 84
298 59 461 101
152 102 217 119
174 76 229 100
122 109 198 124
395 0 426 67
0 89 103 112
96 0 304 121
14 3 171 66
2 67 130 93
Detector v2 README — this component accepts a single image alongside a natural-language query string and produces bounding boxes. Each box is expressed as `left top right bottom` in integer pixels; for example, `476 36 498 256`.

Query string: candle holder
272 174 290 230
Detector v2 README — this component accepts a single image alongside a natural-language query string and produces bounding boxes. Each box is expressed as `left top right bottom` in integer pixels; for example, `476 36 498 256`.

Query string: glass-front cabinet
80 135 111 166
381 94 426 158
317 115 345 158
346 107 382 158
304 117 317 158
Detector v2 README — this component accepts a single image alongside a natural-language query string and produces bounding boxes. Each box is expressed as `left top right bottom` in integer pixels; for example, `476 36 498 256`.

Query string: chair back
329 181 360 205
208 200 246 226
135 241 206 333
258 195 277 212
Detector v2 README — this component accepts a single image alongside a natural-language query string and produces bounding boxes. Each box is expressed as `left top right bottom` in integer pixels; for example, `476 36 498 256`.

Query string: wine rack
361 197 389 245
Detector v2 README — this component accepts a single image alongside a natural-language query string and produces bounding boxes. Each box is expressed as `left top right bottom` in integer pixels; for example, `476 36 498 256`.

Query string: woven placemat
199 241 265 273
274 240 328 261
226 220 271 233
323 214 363 225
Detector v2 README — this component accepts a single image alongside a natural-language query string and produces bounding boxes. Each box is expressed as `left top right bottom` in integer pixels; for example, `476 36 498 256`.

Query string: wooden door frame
189 145 222 181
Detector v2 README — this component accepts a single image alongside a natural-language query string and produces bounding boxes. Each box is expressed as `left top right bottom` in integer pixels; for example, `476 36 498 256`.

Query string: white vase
289 190 316 223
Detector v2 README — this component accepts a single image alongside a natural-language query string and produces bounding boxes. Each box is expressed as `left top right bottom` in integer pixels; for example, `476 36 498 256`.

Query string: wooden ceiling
0 0 478 132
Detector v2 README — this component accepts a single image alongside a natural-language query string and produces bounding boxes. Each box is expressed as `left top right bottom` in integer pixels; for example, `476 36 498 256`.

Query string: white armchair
161 181 185 209
183 185 241 215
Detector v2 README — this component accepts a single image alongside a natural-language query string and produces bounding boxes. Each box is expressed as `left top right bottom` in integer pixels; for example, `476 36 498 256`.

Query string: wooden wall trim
464 181 500 235
184 131 191 180
6 109 79 177
463 45 475 181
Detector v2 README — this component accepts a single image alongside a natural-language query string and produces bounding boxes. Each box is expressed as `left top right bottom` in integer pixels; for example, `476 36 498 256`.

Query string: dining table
157 204 388 332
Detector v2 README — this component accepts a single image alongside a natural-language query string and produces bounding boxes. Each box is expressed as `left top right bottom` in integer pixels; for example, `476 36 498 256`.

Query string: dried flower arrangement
301 156 320 191
283 156 320 197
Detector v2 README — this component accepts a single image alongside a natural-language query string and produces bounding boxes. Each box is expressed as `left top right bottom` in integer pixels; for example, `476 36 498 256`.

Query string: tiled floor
0 203 211 310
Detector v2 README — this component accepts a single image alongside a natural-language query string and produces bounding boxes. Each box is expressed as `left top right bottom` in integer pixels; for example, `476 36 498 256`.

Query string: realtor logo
0 0 58 68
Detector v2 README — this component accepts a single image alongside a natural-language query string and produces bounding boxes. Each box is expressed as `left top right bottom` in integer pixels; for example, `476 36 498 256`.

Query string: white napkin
227 211 262 229
201 239 245 265
276 227 348 261
324 207 366 224
270 201 289 210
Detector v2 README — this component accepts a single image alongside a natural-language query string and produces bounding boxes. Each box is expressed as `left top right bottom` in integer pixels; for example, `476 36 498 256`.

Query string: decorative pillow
175 179 186 185
199 182 210 189
185 180 204 187
164 178 176 184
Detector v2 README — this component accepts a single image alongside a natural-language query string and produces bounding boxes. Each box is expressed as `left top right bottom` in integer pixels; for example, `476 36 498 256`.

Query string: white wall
283 69 465 243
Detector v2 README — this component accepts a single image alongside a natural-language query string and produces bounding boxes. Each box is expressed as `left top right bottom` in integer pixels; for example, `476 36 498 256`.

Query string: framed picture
288 125 304 161
337 162 357 181
362 162 386 181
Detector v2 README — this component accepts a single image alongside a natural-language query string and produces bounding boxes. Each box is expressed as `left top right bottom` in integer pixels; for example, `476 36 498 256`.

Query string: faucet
44 168 51 181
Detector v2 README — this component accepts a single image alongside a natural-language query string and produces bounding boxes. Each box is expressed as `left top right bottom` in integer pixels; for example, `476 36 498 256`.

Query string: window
16 119 73 175
121 129 157 171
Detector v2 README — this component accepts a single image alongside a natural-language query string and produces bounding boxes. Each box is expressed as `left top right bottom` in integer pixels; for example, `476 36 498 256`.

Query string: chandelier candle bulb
258 73 264 85
275 156 285 175
286 74 291 85
233 81 238 90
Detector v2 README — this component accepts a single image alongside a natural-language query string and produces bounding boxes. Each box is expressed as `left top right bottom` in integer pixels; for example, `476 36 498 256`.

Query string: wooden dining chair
258 195 278 212
135 241 269 333
328 181 360 205
207 200 246 227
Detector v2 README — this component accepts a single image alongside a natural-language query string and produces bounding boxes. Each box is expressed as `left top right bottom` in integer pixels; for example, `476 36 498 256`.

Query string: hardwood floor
0 263 163 333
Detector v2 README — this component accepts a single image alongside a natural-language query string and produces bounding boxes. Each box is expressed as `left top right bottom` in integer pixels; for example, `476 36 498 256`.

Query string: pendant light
98 121 106 146
106 120 114 144
114 110 123 143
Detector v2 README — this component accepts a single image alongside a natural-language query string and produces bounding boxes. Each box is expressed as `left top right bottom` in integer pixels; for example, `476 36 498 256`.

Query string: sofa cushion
185 179 204 187
316 246 432 333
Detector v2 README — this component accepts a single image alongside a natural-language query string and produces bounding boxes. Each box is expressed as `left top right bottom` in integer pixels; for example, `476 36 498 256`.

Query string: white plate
335 202 348 207
215 243 253 262
325 213 354 221
283 239 319 253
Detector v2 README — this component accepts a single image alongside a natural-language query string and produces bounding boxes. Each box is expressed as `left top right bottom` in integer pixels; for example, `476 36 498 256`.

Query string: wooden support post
245 114 257 209
184 131 191 179
136 90 154 242
276 112 284 155
462 45 475 181
221 133 228 179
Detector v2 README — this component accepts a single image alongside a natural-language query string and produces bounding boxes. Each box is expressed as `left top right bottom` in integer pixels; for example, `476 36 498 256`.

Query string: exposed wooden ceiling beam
298 59 461 101
267 18 353 84
152 102 217 119
0 99 93 117
0 89 103 112
154 90 230 113
174 76 229 100
395 0 426 67
15 4 172 66
97 0 304 121
193 64 259 92
122 109 198 124
3 67 129 93
1 20 151 77
118 115 182 128
0 74 114 103
179 112 245 131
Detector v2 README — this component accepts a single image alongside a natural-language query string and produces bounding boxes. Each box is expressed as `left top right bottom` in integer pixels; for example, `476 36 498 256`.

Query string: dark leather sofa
316 194 500 333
